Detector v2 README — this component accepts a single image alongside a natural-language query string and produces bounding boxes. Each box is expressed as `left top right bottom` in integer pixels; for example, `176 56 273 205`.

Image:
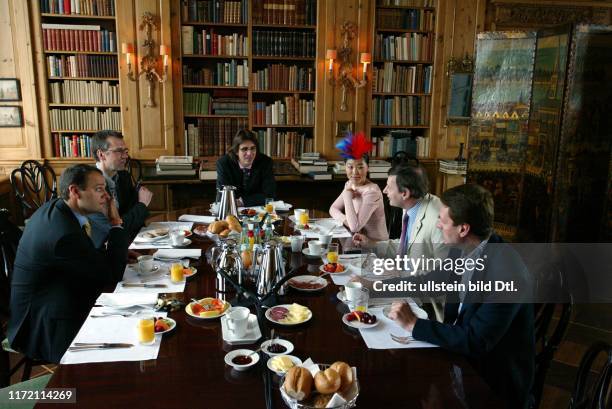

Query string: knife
74 342 134 347
122 283 167 288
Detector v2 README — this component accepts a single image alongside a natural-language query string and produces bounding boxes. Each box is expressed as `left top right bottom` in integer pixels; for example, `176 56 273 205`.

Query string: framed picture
446 56 474 125
335 121 354 138
0 79 21 101
0 106 23 127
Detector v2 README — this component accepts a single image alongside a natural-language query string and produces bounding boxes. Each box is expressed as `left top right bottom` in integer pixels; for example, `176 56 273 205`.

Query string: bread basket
279 364 359 409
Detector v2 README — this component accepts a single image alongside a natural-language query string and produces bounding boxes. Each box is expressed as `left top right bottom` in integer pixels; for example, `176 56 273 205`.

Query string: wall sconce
326 21 368 111
121 12 168 108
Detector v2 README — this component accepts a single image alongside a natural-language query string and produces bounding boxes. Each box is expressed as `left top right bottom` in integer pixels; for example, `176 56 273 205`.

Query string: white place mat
288 216 352 239
153 249 202 259
60 307 167 364
114 263 186 293
96 292 158 308
178 214 216 223
357 306 437 349
129 222 195 249
239 200 292 212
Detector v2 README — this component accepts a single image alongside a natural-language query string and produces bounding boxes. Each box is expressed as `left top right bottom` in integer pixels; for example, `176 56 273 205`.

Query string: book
307 171 332 180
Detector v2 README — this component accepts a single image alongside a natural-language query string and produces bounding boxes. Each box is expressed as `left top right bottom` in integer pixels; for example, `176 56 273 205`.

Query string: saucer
342 312 379 329
171 238 192 248
302 248 322 258
336 290 348 304
137 265 160 276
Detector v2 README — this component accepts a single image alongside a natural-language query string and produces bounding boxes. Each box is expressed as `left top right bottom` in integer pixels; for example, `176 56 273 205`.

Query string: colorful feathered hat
335 131 373 161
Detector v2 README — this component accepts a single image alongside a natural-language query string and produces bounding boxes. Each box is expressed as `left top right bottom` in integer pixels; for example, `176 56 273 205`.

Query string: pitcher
210 239 244 292
253 239 287 298
218 185 238 221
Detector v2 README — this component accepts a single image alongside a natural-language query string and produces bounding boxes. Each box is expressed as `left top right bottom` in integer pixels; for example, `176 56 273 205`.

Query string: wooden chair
9 160 58 222
569 341 612 409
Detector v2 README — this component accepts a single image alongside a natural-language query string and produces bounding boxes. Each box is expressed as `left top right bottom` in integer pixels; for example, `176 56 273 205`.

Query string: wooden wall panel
0 0 42 161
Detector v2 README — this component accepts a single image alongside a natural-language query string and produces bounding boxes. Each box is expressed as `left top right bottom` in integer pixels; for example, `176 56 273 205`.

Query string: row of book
49 80 119 105
369 131 429 158
374 33 434 61
252 97 315 126
47 54 118 78
52 133 93 158
372 63 432 94
39 0 115 16
253 31 316 58
252 64 315 91
181 0 248 24
184 117 248 157
255 129 313 158
182 61 249 87
42 25 117 53
377 0 434 6
183 92 248 115
252 0 317 26
376 9 435 31
181 27 248 56
371 96 431 126
49 107 121 131
439 159 467 175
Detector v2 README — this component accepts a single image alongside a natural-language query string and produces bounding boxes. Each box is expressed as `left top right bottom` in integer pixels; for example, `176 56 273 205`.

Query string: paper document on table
358 307 437 349
60 308 167 364
96 292 158 308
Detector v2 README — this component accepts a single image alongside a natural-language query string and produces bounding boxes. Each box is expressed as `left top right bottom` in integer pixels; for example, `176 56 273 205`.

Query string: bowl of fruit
320 263 346 274
154 317 176 334
185 297 230 319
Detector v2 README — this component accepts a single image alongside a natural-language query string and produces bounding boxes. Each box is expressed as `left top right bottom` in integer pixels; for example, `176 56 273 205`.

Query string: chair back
569 341 612 409
10 160 58 221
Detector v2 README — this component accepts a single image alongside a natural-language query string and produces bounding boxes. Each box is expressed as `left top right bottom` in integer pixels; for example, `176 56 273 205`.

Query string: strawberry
191 303 204 315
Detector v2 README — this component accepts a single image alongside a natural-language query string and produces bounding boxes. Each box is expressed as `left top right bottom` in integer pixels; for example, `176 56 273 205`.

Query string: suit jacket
7 199 129 363
384 235 535 408
216 153 276 207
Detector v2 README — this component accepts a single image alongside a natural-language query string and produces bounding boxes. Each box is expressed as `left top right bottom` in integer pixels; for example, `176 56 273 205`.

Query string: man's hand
138 186 153 207
352 233 369 248
127 250 141 264
388 301 418 332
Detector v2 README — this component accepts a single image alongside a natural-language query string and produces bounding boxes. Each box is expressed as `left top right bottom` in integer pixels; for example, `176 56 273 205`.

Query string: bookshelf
368 0 435 160
179 0 318 160
38 0 121 159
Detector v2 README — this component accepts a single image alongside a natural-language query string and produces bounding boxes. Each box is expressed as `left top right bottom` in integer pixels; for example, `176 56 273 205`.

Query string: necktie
398 212 409 256
83 220 92 238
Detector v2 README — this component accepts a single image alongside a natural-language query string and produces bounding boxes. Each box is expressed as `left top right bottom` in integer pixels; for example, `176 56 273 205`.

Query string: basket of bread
280 359 358 409
206 215 242 239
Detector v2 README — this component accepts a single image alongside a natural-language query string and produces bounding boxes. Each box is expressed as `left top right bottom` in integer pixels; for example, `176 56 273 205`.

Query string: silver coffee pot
210 239 244 291
218 185 238 221
253 239 287 297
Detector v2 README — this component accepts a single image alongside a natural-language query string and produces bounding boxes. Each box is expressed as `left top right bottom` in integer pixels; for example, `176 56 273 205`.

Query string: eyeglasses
107 148 129 156
239 146 257 153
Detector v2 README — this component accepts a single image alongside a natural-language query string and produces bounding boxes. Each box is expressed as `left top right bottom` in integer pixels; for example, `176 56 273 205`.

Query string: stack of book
199 159 216 180
331 161 346 175
290 153 330 179
368 160 392 179
156 156 196 177
439 160 467 175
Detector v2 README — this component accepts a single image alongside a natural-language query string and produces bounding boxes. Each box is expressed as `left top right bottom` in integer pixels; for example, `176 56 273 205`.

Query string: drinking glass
137 318 155 345
170 263 184 283
265 198 275 214
327 243 339 263
352 288 370 312
298 211 309 227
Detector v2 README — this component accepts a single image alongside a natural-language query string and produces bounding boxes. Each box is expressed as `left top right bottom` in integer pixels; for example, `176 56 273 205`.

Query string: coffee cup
307 240 322 256
170 229 186 246
294 208 306 220
226 307 250 338
290 235 305 252
345 281 363 305
137 255 154 273
318 233 332 247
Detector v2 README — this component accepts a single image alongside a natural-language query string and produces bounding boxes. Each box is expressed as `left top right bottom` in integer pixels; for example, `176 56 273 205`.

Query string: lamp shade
360 52 371 64
326 49 337 60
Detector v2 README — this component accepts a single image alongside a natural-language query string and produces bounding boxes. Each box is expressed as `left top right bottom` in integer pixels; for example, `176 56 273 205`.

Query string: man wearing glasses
216 129 276 207
88 130 153 246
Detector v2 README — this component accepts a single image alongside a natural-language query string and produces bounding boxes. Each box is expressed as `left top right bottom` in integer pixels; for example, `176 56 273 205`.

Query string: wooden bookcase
368 0 435 160
178 0 318 160
36 0 121 160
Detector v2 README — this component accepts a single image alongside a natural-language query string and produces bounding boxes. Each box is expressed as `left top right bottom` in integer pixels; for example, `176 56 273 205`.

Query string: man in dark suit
386 184 535 408
88 130 153 246
7 164 129 363
216 129 276 207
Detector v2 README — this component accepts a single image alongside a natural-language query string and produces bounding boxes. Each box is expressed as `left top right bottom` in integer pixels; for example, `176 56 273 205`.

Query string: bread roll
219 229 230 238
283 366 313 401
314 368 341 394
210 221 228 234
226 215 242 232
309 393 332 408
330 361 353 392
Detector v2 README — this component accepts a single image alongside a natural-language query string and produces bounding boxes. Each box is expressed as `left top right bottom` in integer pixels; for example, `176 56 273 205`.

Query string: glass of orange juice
137 318 155 345
298 210 309 227
353 288 370 313
327 243 339 263
265 198 275 213
170 263 184 283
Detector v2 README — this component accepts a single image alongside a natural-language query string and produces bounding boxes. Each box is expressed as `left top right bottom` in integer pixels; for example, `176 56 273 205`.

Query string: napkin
96 292 158 308
357 306 437 349
115 263 186 293
60 307 167 364
178 214 216 223
153 249 202 259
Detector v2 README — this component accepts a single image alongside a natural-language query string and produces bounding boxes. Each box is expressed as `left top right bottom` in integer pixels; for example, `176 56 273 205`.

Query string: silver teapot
210 238 244 292
253 239 287 297
218 185 238 221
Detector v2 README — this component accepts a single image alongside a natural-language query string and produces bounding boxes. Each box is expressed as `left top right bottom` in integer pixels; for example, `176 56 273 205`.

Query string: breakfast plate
193 225 209 237
319 263 348 274
154 317 176 334
136 228 169 242
171 238 192 248
342 312 379 329
185 298 230 319
265 304 312 326
382 303 428 320
301 248 321 258
288 275 328 292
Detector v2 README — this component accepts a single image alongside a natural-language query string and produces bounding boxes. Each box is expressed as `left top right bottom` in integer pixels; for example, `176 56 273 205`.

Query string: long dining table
39 208 503 408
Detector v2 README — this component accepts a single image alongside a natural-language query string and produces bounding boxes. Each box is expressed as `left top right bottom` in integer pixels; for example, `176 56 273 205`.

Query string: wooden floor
7 305 611 407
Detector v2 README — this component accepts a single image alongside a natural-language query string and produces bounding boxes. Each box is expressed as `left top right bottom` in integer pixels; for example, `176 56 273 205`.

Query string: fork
90 311 139 318
390 333 413 344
